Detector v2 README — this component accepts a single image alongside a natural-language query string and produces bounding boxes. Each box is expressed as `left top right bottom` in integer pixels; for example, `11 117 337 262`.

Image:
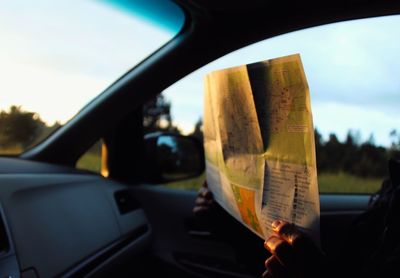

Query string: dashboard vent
114 190 140 215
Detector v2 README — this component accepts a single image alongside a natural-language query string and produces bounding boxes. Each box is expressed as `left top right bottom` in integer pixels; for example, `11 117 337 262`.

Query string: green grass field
318 172 382 194
0 146 22 155
76 152 102 173
166 172 382 194
53 151 385 194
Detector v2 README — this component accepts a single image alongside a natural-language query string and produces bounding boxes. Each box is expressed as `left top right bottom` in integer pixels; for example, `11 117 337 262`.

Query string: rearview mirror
144 133 204 183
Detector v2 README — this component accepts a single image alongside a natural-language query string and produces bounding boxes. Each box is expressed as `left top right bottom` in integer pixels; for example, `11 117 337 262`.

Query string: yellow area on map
231 183 263 236
260 58 316 167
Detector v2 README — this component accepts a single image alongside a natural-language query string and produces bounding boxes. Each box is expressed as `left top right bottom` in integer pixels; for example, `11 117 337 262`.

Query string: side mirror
144 132 205 183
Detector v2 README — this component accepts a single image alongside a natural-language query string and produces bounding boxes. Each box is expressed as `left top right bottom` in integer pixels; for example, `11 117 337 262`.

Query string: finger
193 205 210 215
264 236 285 253
271 220 301 245
199 181 208 192
264 236 294 268
271 220 318 256
195 197 213 206
271 221 321 275
199 187 213 199
261 270 272 278
202 189 213 199
199 181 213 198
264 256 289 278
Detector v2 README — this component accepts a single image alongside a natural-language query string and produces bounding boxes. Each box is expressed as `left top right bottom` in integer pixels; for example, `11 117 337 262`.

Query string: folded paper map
204 54 320 243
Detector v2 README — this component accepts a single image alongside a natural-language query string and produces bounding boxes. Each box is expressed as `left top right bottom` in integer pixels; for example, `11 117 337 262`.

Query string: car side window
161 15 400 193
76 140 105 175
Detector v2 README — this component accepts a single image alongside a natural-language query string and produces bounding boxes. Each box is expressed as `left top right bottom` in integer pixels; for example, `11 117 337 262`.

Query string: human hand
193 181 215 218
262 220 324 278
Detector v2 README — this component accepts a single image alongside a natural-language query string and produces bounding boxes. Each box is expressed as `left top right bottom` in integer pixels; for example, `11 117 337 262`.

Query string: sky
0 1 399 147
164 16 400 146
0 0 172 123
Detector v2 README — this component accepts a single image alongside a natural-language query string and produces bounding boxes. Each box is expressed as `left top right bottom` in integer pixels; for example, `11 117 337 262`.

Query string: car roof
22 0 400 166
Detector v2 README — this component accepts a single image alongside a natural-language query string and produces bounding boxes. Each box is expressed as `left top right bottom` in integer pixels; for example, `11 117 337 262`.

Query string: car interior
1 0 400 277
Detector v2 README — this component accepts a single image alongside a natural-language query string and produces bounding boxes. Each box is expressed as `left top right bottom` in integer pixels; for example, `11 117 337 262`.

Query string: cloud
165 15 400 146
0 0 173 124
1 1 398 148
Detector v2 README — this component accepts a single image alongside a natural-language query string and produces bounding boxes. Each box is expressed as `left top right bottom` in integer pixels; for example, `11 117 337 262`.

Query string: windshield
0 0 184 155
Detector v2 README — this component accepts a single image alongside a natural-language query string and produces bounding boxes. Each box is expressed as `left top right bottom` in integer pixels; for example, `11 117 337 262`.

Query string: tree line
1 95 399 180
315 129 400 178
0 106 61 152
188 121 400 179
147 92 400 180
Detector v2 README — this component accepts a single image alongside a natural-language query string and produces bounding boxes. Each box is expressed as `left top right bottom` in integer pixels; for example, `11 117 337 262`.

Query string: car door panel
130 185 257 277
131 184 371 277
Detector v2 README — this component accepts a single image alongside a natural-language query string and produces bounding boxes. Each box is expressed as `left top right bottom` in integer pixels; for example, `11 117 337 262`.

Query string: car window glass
0 0 184 155
161 15 400 193
76 140 103 174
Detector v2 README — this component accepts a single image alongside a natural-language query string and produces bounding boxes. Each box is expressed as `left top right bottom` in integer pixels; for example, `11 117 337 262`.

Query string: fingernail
271 220 281 230
264 236 280 251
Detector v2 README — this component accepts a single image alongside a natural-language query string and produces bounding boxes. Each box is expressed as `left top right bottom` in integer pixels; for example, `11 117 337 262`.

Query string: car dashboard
0 157 151 277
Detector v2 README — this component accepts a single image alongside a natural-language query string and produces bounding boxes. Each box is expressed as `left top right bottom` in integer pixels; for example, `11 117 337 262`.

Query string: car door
110 13 398 277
